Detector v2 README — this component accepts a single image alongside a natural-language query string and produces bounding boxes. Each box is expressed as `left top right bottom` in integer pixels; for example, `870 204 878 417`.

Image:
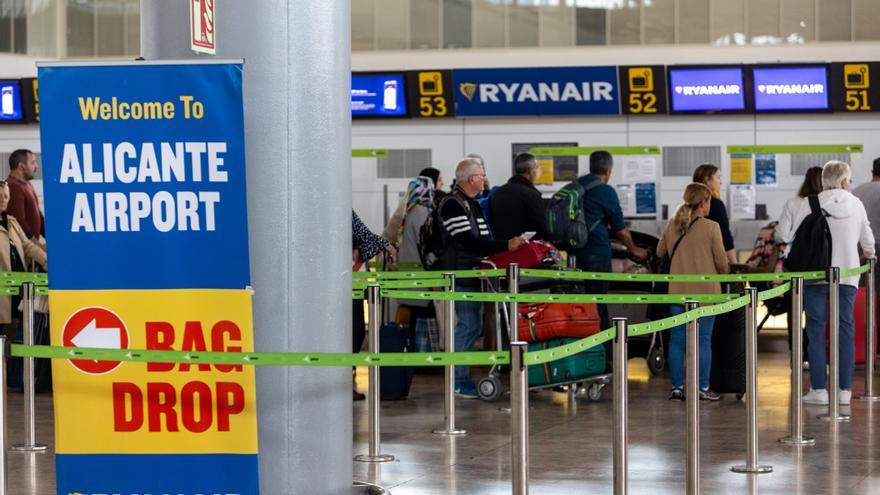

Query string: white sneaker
839 389 852 405
803 388 829 405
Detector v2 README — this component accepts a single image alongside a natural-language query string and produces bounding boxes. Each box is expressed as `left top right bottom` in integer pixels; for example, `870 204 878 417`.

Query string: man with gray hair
439 157 526 398
784 160 875 406
489 152 547 240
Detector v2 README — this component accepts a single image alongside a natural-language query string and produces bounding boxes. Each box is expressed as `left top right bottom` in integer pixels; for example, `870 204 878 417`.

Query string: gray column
141 1 352 493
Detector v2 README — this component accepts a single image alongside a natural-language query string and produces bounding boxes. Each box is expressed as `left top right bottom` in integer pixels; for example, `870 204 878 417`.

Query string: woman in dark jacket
693 163 737 264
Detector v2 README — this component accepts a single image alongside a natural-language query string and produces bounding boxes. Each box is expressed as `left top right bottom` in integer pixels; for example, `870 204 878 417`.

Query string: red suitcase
825 287 878 365
517 303 601 343
483 241 560 270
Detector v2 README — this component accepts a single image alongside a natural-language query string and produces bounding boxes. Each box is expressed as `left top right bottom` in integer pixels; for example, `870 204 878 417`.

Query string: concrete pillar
141 1 352 493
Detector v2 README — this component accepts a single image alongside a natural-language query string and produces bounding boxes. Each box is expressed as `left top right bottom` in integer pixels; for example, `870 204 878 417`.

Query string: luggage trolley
475 260 610 402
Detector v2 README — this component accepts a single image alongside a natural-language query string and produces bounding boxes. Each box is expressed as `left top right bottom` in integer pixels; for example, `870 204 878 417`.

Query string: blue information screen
668 67 746 113
753 66 829 111
0 80 23 122
351 74 408 117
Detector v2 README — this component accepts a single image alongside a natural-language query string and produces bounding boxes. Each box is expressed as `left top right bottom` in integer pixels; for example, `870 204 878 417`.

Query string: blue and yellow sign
38 61 258 495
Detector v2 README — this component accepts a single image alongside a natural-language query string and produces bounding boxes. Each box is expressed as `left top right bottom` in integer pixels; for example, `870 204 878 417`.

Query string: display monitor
668 67 746 113
0 80 24 123
351 74 408 117
752 65 829 111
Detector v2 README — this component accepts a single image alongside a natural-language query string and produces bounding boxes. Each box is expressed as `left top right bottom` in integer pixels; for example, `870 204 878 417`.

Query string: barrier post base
10 444 48 452
730 465 773 474
778 436 815 446
817 413 851 422
432 427 467 436
353 454 395 463
854 394 880 402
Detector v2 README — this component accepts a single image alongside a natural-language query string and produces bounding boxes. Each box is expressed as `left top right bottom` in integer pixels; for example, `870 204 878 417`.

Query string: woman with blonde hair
657 183 730 401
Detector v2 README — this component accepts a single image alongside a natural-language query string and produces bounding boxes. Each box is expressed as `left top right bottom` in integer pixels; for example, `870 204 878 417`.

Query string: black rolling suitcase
709 283 746 398
379 323 414 400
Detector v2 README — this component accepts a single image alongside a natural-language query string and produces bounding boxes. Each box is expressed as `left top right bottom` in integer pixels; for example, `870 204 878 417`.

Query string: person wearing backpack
782 161 875 406
489 152 548 240
570 150 647 334
439 158 526 398
657 183 729 401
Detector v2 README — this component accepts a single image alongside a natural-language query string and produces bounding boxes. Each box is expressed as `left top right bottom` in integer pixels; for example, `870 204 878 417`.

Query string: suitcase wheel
647 347 665 375
586 383 604 402
477 375 505 402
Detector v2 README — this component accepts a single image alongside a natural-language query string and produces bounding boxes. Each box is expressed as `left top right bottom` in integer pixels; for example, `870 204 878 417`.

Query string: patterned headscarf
397 176 435 242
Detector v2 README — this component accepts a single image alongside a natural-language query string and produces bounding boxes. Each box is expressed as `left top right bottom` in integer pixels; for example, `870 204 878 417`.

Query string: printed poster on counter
730 154 754 184
730 184 757 220
38 61 259 495
755 154 777 187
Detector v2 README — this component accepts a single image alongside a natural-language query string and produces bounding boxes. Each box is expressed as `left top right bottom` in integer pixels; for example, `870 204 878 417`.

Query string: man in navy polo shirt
572 150 647 334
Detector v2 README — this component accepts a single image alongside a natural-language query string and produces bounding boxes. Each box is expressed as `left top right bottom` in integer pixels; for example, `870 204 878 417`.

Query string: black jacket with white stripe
439 186 507 283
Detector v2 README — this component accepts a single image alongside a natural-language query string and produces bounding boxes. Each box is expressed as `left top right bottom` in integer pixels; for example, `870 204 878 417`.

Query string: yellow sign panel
419 71 444 96
628 67 654 93
536 158 554 185
730 155 754 184
50 289 258 455
844 64 870 89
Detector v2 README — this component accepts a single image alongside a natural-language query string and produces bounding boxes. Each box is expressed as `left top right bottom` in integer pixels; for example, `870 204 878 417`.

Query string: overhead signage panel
0 80 24 123
619 65 668 115
20 77 39 122
752 65 829 112
352 73 408 118
830 62 880 112
668 66 747 113
452 66 620 117
407 70 454 118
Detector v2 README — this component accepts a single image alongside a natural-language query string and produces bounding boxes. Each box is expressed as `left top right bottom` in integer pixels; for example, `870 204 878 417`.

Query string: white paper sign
730 184 756 220
622 156 657 184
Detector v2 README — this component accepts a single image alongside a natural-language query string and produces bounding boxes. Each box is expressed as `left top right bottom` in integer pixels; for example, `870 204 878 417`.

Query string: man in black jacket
439 158 526 397
489 152 548 240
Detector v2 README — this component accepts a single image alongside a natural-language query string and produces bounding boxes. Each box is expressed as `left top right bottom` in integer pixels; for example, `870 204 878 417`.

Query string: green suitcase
527 338 606 387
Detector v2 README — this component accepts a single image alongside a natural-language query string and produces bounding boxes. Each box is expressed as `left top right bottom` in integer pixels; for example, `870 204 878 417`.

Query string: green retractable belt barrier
353 269 505 280
0 271 48 286
379 289 740 305
351 279 451 290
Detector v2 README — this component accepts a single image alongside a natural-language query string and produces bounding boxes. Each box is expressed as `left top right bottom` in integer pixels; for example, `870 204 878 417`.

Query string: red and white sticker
62 307 129 375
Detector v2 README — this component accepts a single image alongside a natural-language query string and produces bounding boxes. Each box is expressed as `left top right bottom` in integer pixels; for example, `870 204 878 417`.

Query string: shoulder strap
808 195 820 214
583 179 603 193
670 217 700 262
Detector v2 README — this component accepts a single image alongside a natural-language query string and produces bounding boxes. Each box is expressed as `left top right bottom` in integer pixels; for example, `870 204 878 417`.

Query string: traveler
419 167 445 201
352 210 398 400
852 157 880 257
489 152 548 241
656 183 729 401
774 166 823 364
0 180 47 336
6 149 45 245
440 158 526 398
783 161 874 406
571 150 647 333
693 164 737 264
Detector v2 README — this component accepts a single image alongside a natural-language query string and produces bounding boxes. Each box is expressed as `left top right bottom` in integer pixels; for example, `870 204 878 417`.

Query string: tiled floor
8 330 880 494
353 331 880 494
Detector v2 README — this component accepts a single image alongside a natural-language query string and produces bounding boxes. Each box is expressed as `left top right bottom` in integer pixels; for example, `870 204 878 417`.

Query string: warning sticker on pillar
37 61 259 495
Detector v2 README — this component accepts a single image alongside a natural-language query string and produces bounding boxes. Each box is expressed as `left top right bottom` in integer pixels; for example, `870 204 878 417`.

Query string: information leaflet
38 61 258 495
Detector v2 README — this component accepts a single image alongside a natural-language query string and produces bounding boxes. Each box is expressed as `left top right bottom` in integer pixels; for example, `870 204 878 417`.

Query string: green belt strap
352 289 365 300
353 269 505 280
519 268 826 283
524 327 617 365
627 295 751 337
352 279 451 290
10 344 510 367
0 272 48 286
0 287 48 296
380 289 740 305
758 282 791 301
840 264 871 278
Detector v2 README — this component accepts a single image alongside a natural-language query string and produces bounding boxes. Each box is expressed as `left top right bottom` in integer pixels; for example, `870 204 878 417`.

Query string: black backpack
546 179 602 251
784 195 832 273
418 195 466 270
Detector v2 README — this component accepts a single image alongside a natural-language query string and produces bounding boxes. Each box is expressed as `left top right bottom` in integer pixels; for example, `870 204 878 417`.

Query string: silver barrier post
434 273 466 436
354 284 395 462
508 263 520 349
780 277 816 445
0 336 8 494
612 317 628 495
857 258 879 402
732 287 773 473
820 267 850 421
510 341 529 495
684 301 700 495
10 282 47 453
567 254 577 270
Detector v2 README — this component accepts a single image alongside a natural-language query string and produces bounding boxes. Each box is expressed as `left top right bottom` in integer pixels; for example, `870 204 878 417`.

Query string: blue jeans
454 287 484 388
668 304 716 390
805 284 857 390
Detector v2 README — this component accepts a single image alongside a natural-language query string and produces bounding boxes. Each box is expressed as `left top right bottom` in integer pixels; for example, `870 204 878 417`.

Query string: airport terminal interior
3 1 880 494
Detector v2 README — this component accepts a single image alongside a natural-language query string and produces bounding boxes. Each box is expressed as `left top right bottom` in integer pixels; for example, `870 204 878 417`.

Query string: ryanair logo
674 84 741 96
757 83 825 95
459 83 477 101
457 81 614 103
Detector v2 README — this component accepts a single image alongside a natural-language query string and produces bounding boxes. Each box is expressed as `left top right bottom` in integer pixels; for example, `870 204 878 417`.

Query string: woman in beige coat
656 183 729 401
0 181 47 326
